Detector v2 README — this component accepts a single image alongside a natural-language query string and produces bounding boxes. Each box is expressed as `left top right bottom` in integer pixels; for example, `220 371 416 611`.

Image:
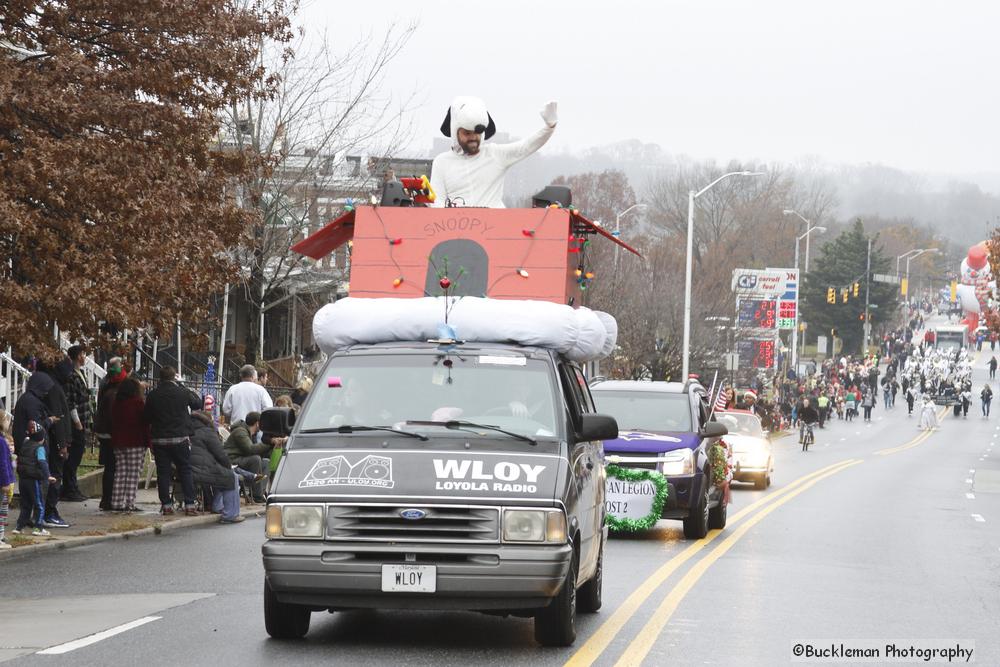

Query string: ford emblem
399 508 427 520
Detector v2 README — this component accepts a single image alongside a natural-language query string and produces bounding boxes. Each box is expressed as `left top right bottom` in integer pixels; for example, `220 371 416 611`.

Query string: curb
0 508 266 562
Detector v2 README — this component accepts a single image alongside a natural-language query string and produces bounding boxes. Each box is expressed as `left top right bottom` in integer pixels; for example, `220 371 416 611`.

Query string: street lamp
613 203 646 274
785 216 826 370
682 171 764 379
905 248 940 286
783 209 825 272
897 247 938 277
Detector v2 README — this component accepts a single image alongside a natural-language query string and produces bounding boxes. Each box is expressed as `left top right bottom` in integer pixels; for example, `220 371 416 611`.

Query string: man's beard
459 139 480 155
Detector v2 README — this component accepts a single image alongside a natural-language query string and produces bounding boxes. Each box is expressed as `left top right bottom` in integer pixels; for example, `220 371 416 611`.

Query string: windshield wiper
406 420 537 445
299 425 429 441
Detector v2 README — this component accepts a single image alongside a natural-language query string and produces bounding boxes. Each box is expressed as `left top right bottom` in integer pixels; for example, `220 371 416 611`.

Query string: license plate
381 564 436 593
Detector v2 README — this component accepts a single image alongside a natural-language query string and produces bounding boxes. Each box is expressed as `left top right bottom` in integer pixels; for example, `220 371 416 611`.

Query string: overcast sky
300 0 1000 176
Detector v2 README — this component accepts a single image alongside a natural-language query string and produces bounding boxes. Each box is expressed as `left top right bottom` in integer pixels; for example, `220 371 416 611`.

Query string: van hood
271 437 565 505
603 430 701 454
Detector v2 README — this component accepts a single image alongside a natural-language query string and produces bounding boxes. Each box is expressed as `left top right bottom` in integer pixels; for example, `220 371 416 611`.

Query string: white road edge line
966 493 976 499
972 514 986 523
37 616 161 655
966 478 974 484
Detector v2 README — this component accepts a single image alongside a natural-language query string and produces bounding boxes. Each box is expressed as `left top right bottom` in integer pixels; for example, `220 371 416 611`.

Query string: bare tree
224 16 416 362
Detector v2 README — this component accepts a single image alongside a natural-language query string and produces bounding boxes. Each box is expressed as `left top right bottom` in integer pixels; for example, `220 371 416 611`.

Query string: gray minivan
261 340 618 646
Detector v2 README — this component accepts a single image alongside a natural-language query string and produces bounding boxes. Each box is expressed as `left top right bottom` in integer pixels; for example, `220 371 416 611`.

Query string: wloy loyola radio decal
433 458 547 493
298 455 395 489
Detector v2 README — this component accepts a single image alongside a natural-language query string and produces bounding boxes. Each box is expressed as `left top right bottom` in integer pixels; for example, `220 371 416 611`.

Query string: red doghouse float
292 205 641 306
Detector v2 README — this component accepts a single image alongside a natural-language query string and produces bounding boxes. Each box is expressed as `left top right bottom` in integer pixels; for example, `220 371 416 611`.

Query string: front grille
326 504 500 543
610 457 659 472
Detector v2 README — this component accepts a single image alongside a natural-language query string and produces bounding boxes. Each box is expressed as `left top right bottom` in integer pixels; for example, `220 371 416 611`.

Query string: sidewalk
0 484 265 560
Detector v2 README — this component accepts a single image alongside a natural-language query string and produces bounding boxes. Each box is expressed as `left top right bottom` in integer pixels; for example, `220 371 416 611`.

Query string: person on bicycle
799 398 820 451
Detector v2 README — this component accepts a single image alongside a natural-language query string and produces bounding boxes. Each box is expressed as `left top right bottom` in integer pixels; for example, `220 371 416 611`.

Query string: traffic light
831 328 838 338
853 282 860 297
827 287 836 304
858 313 866 321
841 288 849 303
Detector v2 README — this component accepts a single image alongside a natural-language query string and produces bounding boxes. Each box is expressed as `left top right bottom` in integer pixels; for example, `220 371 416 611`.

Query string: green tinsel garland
605 464 668 532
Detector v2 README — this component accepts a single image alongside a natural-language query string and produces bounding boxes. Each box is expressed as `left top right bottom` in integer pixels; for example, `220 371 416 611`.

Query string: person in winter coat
861 389 875 422
981 384 993 417
961 388 973 418
14 421 56 536
57 345 91 502
110 377 149 512
35 362 72 526
95 358 127 510
906 386 917 416
143 366 202 515
223 412 269 502
844 391 857 422
0 411 15 548
13 371 69 529
189 411 244 524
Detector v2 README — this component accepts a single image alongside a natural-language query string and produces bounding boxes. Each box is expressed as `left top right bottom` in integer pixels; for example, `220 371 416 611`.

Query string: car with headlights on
589 380 728 539
714 410 773 489
260 341 618 647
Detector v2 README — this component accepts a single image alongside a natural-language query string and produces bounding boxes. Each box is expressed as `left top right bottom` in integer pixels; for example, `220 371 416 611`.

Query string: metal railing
1 352 31 411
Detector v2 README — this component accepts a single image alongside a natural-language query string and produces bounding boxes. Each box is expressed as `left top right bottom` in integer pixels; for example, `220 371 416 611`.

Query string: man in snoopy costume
430 97 557 208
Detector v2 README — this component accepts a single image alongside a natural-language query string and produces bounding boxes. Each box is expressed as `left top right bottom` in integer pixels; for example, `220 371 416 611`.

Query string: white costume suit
430 96 556 208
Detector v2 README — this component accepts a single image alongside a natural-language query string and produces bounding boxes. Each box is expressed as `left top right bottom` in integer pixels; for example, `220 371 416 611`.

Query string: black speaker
532 185 572 208
380 180 413 207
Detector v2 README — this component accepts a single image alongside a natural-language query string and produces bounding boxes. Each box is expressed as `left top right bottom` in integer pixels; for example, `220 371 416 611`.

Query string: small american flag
714 386 730 411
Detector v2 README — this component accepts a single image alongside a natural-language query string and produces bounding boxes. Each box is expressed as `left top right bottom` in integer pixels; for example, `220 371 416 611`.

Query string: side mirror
700 421 728 438
261 407 295 436
578 414 619 442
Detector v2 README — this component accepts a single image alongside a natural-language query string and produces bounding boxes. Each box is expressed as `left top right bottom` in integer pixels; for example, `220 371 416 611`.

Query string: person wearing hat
429 96 558 208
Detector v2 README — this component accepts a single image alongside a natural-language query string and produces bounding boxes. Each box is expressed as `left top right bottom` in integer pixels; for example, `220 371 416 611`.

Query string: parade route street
2 364 999 666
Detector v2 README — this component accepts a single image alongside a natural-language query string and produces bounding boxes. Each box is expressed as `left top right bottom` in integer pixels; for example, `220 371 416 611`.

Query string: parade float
955 241 996 336
290 180 663 531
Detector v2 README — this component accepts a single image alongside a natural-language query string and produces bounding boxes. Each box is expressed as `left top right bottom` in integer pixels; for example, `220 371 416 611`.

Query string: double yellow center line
875 406 947 456
565 458 862 667
567 405 948 666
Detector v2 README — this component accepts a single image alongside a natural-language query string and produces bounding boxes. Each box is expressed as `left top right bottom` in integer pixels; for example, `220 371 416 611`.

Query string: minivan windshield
591 390 692 432
296 352 559 442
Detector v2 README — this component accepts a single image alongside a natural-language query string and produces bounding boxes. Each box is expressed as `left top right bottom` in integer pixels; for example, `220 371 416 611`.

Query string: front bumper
733 456 770 481
661 471 707 518
262 540 572 611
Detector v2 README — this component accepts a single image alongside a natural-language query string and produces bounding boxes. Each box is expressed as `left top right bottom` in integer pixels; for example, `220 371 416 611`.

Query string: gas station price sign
777 300 797 329
738 299 777 329
752 339 775 368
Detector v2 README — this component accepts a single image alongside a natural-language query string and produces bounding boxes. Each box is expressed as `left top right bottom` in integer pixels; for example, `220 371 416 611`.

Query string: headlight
659 448 695 476
266 504 325 539
503 509 567 543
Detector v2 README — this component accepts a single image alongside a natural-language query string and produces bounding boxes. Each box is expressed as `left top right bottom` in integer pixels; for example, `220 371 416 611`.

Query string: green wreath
605 464 669 532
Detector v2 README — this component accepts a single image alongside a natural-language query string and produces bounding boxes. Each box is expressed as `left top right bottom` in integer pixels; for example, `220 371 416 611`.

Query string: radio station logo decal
298 455 395 489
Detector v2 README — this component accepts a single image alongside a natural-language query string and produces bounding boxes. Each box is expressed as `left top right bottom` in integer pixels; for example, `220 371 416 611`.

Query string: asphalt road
2 361 998 666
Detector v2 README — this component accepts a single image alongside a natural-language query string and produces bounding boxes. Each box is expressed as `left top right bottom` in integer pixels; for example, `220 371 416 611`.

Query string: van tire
264 578 311 639
535 551 578 646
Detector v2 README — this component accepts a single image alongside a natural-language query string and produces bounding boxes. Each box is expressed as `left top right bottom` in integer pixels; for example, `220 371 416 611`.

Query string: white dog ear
440 108 452 137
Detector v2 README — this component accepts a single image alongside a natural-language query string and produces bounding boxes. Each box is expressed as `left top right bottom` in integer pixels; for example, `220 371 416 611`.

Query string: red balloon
439 277 452 289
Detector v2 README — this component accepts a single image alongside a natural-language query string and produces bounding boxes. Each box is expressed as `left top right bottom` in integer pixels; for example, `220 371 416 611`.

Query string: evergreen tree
801 220 899 354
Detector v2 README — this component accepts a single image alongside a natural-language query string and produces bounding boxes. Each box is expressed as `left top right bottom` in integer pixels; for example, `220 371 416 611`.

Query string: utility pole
863 239 872 355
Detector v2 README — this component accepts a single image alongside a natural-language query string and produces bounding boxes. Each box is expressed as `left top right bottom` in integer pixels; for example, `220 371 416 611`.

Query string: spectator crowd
0 352 312 548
